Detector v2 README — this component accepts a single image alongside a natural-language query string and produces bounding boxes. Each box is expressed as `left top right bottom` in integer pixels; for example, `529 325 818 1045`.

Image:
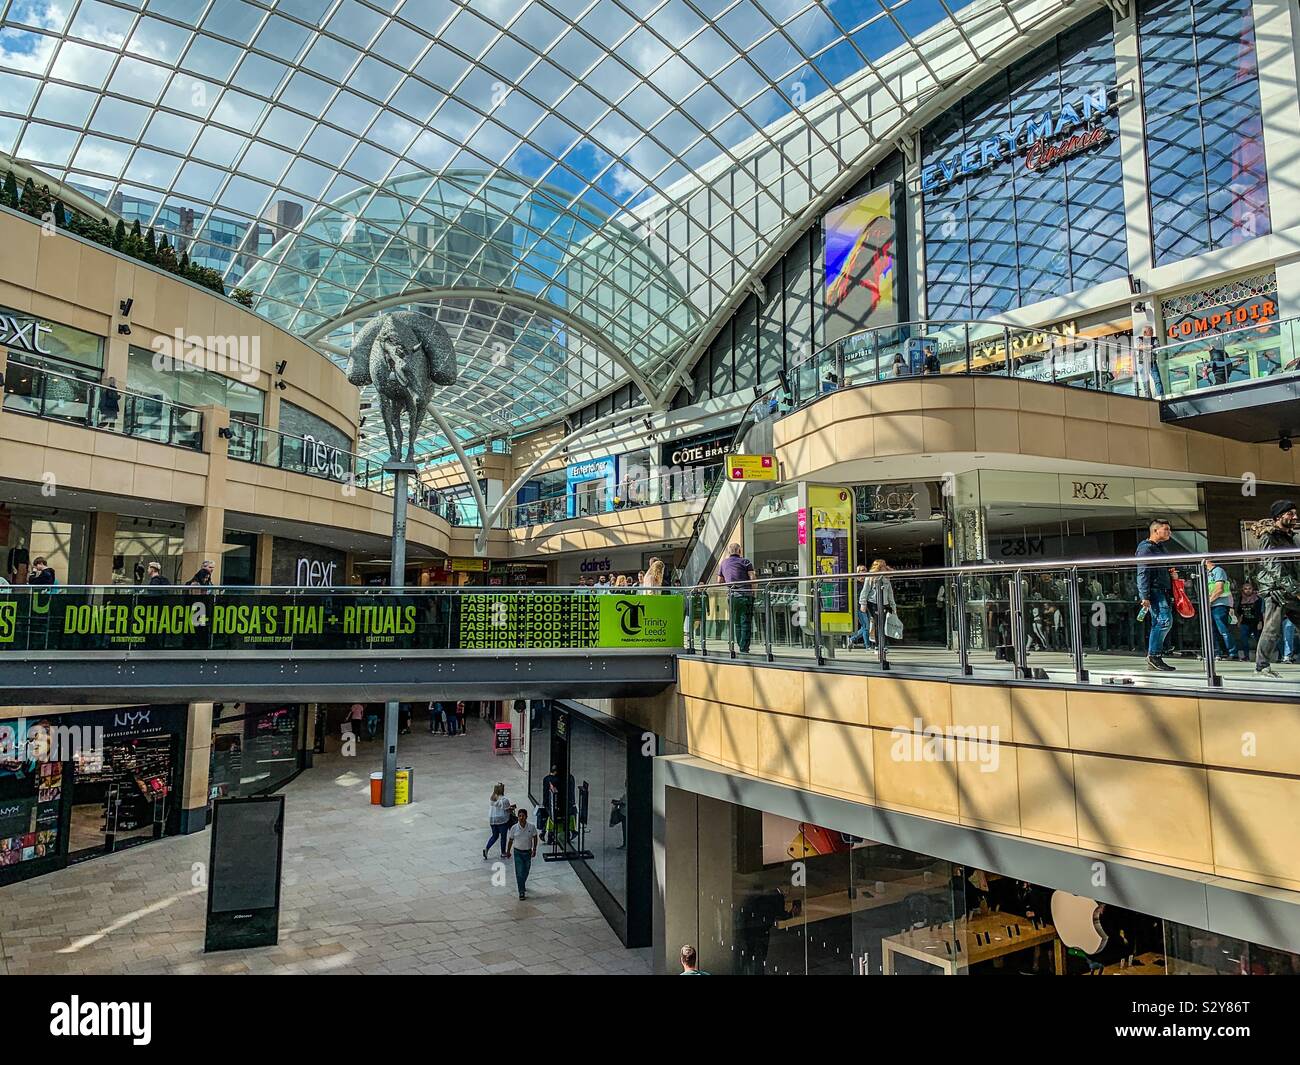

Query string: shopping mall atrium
1 0 1299 991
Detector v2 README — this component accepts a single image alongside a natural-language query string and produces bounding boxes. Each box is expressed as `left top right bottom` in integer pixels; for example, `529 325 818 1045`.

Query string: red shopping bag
1172 577 1195 619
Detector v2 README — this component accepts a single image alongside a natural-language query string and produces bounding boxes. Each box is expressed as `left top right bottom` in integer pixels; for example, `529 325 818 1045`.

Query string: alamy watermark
0 719 104 763
889 717 1000 773
150 329 260 383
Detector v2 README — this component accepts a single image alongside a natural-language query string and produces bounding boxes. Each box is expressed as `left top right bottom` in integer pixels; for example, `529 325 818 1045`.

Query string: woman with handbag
859 560 898 649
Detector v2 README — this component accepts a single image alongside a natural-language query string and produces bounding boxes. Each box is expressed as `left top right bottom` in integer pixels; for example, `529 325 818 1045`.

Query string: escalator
678 384 782 588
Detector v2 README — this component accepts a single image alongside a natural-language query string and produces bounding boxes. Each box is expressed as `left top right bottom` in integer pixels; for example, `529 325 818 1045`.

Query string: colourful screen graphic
823 184 897 343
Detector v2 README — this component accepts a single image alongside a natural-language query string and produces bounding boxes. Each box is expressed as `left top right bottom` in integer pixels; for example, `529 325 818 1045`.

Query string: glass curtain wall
922 10 1127 321
1138 0 1270 266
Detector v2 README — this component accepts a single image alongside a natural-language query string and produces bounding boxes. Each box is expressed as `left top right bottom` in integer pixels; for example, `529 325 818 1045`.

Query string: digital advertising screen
823 183 898 345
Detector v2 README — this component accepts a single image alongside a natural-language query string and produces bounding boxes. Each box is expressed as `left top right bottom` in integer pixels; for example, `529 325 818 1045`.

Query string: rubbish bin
369 772 382 805
395 766 413 806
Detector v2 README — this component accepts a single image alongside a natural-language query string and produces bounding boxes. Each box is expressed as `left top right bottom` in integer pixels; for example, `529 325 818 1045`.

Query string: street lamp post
381 459 418 807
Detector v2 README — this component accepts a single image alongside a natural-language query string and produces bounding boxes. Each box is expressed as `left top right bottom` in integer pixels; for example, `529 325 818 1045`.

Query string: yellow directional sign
726 454 778 481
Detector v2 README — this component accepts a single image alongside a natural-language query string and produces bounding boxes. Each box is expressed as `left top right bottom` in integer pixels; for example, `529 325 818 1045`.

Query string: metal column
1196 567 1222 688
1009 570 1029 679
954 574 971 676
1068 566 1089 684
382 459 418 808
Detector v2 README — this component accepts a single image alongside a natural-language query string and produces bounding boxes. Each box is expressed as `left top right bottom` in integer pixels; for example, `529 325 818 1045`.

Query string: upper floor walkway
0 585 683 704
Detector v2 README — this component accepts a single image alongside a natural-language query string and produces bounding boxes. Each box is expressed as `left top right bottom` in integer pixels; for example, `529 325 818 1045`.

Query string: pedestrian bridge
0 587 683 704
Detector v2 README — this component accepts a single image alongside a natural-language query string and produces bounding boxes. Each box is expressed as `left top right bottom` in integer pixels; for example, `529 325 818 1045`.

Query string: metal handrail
787 317 1119 378
22 546 1288 594
683 545 1300 587
2 358 205 449
3 358 204 414
505 462 724 527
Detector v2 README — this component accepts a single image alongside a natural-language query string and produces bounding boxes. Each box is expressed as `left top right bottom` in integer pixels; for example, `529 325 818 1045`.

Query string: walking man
506 807 540 900
679 944 709 975
1136 518 1178 672
717 542 757 653
1251 500 1300 679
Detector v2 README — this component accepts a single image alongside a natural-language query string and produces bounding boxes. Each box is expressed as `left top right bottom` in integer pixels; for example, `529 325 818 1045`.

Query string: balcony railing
0 585 682 653
506 463 723 529
787 315 1300 412
789 319 1139 409
684 546 1300 696
2 360 203 449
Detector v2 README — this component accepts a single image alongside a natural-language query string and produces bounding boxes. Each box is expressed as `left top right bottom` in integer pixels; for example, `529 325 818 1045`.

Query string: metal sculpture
345 311 457 463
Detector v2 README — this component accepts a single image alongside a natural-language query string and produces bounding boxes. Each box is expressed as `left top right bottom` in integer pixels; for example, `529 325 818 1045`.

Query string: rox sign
921 85 1117 195
1071 480 1109 500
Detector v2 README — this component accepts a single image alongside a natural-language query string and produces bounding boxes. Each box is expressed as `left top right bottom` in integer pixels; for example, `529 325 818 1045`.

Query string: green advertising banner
597 595 684 649
457 593 683 650
0 590 685 654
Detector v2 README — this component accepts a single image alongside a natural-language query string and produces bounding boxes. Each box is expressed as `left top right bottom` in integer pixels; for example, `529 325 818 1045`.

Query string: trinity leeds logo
49 997 151 1045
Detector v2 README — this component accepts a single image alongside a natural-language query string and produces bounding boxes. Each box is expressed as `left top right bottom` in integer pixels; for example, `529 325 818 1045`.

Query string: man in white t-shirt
506 808 540 900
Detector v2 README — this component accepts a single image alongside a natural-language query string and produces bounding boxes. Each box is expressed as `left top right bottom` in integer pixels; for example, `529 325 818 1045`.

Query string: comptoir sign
920 85 1117 196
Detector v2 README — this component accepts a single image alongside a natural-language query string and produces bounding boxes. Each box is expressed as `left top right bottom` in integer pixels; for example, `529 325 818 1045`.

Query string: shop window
0 718 64 880
126 346 263 420
208 704 305 809
278 399 351 453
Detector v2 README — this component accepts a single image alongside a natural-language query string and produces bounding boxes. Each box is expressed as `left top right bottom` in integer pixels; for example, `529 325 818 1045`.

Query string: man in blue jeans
506 808 540 900
1203 558 1238 660
847 564 872 649
1136 518 1178 672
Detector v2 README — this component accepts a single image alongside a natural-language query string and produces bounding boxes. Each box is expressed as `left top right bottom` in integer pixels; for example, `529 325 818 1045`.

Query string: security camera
1281 434 1293 453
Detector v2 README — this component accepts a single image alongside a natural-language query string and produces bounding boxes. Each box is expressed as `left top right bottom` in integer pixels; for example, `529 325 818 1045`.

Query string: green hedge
1 169 228 297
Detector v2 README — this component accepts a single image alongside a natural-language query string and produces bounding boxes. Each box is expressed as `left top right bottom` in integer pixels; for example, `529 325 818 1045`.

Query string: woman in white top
483 783 514 860
641 557 665 594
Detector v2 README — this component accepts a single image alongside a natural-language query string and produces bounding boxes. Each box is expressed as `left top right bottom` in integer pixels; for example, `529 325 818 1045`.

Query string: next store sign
920 86 1116 196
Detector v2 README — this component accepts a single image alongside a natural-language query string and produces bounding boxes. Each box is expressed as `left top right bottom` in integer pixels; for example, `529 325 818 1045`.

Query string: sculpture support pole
381 459 418 808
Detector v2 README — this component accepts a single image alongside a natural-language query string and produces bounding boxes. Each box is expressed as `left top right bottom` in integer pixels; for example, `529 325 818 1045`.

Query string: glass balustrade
688 548 1300 694
2 360 204 450
785 315 1300 414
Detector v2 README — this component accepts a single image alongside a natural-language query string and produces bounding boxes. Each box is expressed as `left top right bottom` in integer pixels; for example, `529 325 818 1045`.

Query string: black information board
204 795 284 953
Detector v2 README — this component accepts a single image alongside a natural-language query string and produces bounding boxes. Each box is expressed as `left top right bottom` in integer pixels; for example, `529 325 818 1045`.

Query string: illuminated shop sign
566 457 615 482
661 429 735 469
0 313 53 356
920 86 1117 196
1162 297 1277 341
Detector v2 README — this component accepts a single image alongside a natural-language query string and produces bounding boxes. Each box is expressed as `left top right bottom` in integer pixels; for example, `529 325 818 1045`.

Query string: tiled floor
0 720 650 975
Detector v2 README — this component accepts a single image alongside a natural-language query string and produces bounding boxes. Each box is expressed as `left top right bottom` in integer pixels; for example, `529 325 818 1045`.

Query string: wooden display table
881 910 1064 975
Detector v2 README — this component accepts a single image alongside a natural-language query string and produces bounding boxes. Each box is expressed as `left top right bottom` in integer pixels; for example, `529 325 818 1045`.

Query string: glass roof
0 0 1059 460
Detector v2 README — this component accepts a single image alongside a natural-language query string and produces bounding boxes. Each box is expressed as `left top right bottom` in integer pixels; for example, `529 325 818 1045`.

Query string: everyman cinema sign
920 86 1118 196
